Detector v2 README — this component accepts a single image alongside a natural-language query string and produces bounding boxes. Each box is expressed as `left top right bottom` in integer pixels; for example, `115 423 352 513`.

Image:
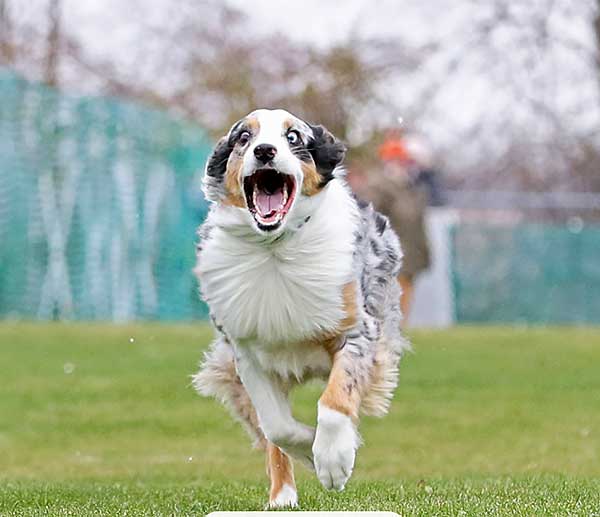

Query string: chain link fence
2 70 599 325
0 70 211 321
451 220 600 325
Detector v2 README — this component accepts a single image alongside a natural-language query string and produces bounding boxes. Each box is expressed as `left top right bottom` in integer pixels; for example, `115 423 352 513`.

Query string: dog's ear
202 136 234 202
308 124 347 182
205 136 234 179
205 119 245 179
203 120 244 201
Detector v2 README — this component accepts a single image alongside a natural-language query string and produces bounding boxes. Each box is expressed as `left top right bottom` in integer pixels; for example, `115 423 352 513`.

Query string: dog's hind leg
266 442 297 508
192 338 265 449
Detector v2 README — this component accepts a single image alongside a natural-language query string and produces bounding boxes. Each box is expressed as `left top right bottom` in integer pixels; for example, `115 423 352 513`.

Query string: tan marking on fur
340 281 358 333
223 115 259 208
266 442 295 503
320 281 358 355
294 281 357 358
301 161 323 197
223 156 246 208
317 283 363 419
246 115 260 132
319 350 361 420
283 117 294 131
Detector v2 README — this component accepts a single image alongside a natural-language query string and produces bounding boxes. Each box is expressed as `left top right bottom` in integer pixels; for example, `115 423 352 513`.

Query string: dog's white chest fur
197 181 358 346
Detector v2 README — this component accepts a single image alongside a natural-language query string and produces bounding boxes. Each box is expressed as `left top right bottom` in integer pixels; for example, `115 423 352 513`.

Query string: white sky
9 0 599 178
227 0 454 47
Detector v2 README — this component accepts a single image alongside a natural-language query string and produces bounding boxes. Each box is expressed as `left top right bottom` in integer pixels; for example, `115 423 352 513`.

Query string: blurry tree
43 0 61 87
0 0 14 64
595 0 600 86
2 0 600 197
393 0 600 194
57 0 402 162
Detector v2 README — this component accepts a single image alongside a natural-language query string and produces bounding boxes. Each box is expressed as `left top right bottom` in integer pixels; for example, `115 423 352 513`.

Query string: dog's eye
286 130 301 146
238 131 251 146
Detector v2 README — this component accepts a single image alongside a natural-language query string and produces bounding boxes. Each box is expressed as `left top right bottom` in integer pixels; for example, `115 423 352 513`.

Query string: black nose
254 144 277 163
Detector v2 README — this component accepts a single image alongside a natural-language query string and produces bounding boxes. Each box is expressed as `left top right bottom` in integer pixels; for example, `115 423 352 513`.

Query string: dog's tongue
256 188 283 215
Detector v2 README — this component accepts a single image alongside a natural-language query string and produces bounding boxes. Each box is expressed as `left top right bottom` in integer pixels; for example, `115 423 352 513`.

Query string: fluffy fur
192 109 409 507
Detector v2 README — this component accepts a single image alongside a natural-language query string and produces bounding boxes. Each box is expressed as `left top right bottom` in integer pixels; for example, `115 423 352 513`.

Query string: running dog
193 109 408 508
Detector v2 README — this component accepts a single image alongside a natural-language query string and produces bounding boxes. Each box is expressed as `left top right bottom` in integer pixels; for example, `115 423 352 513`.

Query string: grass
0 323 599 515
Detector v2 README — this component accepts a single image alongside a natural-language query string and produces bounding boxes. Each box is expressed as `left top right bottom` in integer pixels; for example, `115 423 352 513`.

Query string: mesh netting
452 222 600 324
2 70 599 325
0 70 211 321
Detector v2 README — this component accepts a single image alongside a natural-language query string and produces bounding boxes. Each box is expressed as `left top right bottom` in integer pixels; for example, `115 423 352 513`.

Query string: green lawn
1 323 599 516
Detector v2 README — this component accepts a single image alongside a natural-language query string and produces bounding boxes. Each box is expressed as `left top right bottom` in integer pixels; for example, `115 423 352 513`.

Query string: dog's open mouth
243 169 296 230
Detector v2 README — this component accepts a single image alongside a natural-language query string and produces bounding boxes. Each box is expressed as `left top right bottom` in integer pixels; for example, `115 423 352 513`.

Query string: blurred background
1 0 599 326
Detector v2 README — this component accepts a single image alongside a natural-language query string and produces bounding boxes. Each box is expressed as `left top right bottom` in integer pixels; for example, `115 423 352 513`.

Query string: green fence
2 71 599 325
452 222 600 324
0 70 211 320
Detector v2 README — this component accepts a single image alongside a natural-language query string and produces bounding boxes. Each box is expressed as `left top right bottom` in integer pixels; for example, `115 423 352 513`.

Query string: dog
193 109 409 508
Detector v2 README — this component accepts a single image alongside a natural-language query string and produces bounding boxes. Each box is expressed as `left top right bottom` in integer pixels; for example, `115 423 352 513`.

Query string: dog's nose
254 144 277 163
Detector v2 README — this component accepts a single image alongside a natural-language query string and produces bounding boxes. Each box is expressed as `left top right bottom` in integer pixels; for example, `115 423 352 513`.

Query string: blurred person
366 127 434 323
404 132 446 207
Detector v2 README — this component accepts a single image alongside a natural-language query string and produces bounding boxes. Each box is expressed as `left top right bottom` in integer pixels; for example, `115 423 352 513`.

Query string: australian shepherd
193 109 408 508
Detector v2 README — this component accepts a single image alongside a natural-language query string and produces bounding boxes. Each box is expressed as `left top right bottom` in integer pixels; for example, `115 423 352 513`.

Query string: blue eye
287 130 300 145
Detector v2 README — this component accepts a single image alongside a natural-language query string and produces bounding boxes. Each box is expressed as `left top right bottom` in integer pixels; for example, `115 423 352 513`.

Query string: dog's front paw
312 403 360 491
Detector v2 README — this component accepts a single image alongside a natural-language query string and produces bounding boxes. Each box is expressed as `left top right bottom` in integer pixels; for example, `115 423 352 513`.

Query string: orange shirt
378 138 410 163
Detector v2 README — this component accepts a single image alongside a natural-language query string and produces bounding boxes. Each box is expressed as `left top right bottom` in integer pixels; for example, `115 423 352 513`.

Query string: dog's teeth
253 184 258 210
282 187 288 206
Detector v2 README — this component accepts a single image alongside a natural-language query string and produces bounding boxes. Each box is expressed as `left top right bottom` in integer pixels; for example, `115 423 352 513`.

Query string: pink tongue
256 188 283 216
